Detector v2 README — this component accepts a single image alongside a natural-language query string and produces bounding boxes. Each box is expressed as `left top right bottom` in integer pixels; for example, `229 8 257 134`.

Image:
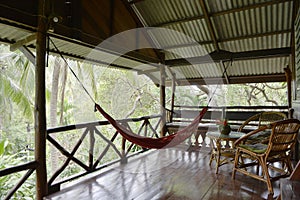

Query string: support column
35 0 49 199
160 64 166 137
170 73 176 123
284 66 292 110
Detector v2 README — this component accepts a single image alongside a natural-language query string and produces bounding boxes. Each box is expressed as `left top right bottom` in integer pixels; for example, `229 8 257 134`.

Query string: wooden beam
165 48 291 66
18 46 35 65
120 0 164 63
10 33 36 51
170 72 176 123
199 0 219 51
221 61 230 84
35 0 49 198
165 73 286 86
285 67 292 108
109 0 115 36
163 30 291 50
160 63 167 137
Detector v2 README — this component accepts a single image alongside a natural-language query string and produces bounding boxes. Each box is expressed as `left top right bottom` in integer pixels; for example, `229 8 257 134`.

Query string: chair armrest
234 125 270 146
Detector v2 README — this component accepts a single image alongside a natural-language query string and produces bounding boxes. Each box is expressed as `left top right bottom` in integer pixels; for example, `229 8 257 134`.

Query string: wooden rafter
199 0 219 51
121 0 164 63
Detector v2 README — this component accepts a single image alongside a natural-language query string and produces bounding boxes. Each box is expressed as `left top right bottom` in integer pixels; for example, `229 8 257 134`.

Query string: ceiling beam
165 47 291 66
165 73 286 86
163 29 291 50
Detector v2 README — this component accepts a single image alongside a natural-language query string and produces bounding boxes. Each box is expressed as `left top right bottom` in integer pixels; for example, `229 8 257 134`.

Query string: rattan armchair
232 119 300 195
238 111 287 133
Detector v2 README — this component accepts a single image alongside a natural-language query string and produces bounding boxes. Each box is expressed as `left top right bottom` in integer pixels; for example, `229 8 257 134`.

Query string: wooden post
35 0 49 198
160 64 166 137
170 73 176 123
284 66 292 109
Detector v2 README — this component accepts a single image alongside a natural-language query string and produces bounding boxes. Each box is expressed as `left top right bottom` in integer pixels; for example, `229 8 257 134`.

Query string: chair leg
285 157 293 174
232 148 240 179
259 157 274 195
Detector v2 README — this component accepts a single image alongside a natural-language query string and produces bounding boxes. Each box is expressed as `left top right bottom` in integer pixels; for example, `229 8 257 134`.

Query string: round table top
207 131 245 139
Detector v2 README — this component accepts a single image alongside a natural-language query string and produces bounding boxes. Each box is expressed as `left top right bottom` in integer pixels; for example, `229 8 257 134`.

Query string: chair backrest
266 119 300 157
238 111 287 132
259 111 287 126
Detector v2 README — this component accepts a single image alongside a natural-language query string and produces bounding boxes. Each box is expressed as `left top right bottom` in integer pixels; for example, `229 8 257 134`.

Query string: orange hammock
94 103 208 149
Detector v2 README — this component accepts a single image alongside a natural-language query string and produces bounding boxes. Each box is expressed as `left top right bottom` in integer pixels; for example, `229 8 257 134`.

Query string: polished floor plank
45 145 280 200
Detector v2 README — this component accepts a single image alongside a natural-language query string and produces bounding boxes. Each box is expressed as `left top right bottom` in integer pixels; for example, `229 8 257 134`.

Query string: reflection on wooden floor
45 145 280 200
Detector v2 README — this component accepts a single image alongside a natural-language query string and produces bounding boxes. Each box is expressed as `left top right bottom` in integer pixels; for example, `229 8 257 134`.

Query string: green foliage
173 83 287 107
0 139 36 199
0 139 9 155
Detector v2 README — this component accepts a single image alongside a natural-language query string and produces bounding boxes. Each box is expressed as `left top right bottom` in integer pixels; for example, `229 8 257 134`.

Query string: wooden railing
0 106 294 199
0 114 162 199
46 114 162 194
166 105 293 149
0 161 38 200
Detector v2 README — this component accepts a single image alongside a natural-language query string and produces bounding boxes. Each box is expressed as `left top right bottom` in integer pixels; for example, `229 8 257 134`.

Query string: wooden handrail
46 114 162 194
0 161 38 200
173 105 289 110
0 161 38 177
47 115 161 134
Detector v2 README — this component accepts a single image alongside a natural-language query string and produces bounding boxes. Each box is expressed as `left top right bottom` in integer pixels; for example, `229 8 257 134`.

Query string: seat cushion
247 131 271 144
239 143 268 154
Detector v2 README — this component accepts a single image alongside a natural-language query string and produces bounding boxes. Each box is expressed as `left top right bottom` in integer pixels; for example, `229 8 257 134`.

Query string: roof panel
134 0 203 26
219 33 291 52
211 1 293 41
0 0 295 85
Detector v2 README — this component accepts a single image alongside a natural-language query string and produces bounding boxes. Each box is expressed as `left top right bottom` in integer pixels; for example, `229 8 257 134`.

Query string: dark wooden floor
45 145 281 200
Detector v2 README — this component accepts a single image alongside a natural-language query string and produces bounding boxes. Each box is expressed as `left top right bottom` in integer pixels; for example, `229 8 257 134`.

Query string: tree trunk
49 58 60 175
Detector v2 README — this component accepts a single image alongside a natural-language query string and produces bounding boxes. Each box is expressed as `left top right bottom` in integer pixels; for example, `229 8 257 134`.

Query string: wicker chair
232 119 300 195
238 111 287 133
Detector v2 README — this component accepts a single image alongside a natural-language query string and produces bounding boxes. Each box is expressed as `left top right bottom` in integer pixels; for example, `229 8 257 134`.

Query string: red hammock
94 103 208 149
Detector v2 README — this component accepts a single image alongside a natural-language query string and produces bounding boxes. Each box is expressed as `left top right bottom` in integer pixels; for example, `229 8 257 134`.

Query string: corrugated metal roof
0 0 296 85
130 0 294 85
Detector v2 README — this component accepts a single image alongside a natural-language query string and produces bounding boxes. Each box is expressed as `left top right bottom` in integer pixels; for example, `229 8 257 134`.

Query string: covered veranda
0 0 300 200
45 145 281 200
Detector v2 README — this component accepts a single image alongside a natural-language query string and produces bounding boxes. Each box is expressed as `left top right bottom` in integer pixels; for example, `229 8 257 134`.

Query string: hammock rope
49 37 231 149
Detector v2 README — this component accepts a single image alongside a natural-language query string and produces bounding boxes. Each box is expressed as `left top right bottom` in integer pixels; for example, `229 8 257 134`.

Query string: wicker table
207 131 245 174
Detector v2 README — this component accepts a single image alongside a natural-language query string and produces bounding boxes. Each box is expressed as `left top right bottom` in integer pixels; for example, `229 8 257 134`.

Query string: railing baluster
48 129 89 185
93 131 118 168
4 168 36 200
121 137 127 164
93 130 121 168
89 127 95 170
46 115 161 192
